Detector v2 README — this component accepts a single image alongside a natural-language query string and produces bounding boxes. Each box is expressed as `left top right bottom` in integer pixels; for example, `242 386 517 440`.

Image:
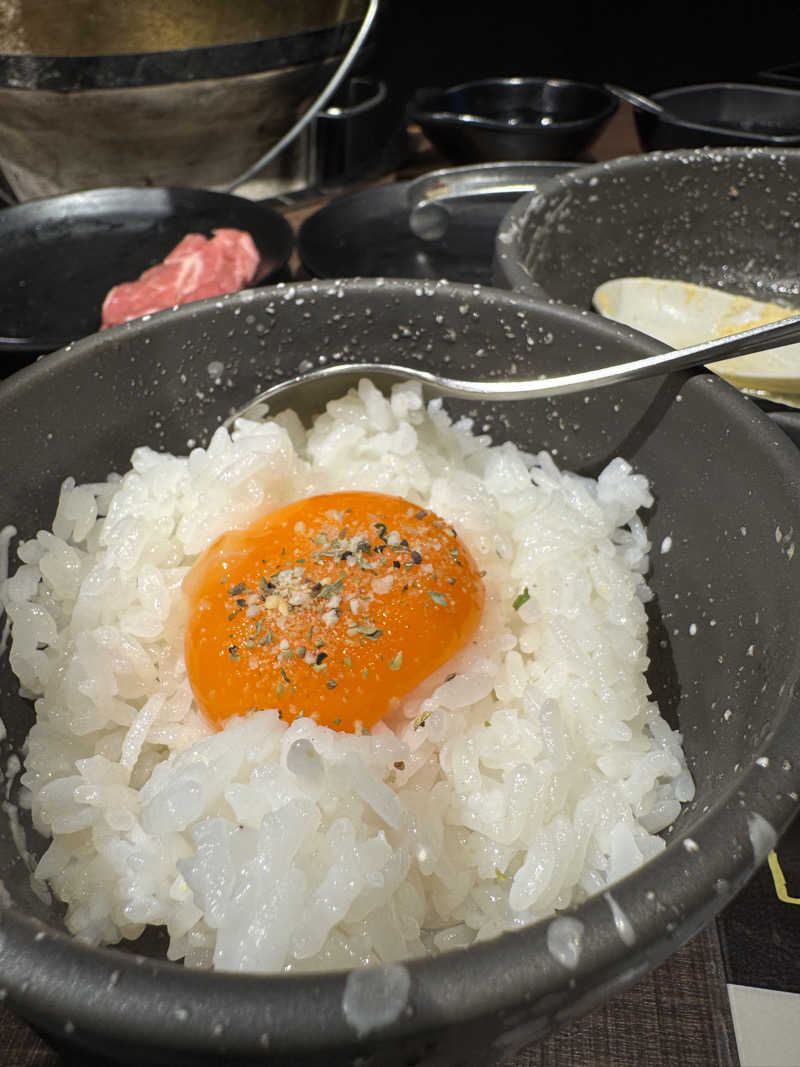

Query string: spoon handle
604 84 664 116
231 311 800 421
426 312 800 400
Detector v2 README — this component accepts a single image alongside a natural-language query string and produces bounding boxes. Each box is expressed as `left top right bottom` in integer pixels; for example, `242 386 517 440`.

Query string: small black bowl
409 77 617 163
634 82 800 150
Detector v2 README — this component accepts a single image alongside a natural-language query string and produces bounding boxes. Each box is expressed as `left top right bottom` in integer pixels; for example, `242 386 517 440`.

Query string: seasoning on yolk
183 491 485 733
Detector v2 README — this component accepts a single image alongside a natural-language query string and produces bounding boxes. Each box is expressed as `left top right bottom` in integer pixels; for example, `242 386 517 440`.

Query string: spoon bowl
229 310 800 423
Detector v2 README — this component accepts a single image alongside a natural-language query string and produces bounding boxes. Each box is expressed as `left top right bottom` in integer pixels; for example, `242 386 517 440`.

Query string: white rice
0 379 693 973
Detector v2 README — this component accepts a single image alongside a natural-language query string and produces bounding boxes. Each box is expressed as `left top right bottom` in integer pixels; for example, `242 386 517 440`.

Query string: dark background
374 1 800 97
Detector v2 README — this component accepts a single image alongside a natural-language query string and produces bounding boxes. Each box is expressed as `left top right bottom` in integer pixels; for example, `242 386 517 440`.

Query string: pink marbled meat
101 228 262 329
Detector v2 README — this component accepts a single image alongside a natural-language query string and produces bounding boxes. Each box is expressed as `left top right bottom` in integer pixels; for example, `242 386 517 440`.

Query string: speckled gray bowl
493 146 800 309
1 278 800 1065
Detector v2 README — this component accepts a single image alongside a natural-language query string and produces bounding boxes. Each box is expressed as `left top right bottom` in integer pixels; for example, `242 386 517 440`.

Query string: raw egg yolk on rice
183 491 485 733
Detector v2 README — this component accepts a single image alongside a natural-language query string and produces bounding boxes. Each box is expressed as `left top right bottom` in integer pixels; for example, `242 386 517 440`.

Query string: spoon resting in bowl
227 310 800 424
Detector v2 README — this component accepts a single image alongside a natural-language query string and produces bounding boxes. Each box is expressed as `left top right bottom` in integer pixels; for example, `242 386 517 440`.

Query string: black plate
0 186 293 361
298 170 574 283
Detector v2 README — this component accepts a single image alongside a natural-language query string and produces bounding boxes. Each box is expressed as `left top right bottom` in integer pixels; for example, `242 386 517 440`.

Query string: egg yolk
183 491 485 733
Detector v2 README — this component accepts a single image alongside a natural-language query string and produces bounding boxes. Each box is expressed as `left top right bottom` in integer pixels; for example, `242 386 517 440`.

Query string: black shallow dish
1 280 800 1064
298 168 574 282
409 77 617 163
633 82 800 150
0 186 293 366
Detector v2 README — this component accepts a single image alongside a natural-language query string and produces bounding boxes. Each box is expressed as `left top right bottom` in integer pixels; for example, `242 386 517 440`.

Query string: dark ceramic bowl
633 82 800 151
1 279 800 1065
409 77 617 162
494 147 800 309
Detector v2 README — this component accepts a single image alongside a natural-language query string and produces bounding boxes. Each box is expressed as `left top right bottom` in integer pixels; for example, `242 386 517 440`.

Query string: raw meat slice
101 228 262 329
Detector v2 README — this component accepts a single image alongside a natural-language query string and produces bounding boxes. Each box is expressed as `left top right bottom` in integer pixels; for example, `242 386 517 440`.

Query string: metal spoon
604 84 666 117
226 312 800 425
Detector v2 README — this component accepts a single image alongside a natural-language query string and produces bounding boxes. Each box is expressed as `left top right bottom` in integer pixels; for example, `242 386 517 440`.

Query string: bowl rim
494 145 800 296
2 277 800 1057
410 76 618 132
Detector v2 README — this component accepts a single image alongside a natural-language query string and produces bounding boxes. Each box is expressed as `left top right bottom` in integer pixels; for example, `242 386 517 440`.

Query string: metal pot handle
225 0 380 192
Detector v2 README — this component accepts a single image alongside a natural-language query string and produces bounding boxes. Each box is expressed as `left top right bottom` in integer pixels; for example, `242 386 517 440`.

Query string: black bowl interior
1 280 800 1065
414 78 615 128
0 187 293 359
495 148 800 308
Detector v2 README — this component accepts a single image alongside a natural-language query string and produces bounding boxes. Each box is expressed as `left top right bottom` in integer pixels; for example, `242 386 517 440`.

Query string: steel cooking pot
0 0 370 199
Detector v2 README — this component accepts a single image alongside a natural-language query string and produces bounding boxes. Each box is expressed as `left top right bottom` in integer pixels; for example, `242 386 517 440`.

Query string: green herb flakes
317 576 344 600
513 587 531 611
348 620 383 640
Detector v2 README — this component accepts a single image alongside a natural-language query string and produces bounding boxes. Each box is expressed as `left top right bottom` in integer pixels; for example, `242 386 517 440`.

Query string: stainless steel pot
0 0 371 199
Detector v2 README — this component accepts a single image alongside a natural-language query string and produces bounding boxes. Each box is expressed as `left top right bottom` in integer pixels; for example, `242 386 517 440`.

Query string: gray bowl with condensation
492 146 800 309
1 278 800 1065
